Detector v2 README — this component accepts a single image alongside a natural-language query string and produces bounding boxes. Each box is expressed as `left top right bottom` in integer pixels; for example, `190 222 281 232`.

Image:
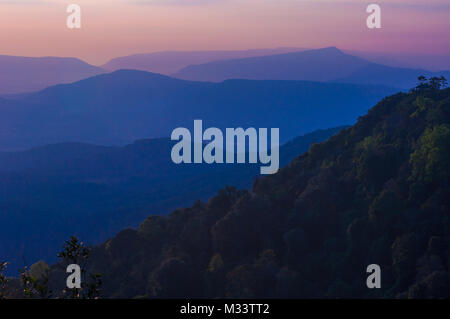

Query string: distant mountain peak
0 55 105 94
64 69 181 87
319 46 343 53
322 46 340 51
172 46 369 82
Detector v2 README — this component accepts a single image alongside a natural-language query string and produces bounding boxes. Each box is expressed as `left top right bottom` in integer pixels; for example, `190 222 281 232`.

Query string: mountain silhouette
173 47 450 89
0 69 395 150
336 63 450 89
0 55 105 94
32 86 450 299
174 47 367 82
345 50 450 72
101 48 306 74
0 127 345 275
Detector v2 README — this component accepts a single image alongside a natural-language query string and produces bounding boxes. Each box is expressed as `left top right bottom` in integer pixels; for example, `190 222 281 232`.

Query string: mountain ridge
173 47 450 89
0 127 345 275
45 86 450 299
101 47 307 74
0 69 395 150
0 55 105 94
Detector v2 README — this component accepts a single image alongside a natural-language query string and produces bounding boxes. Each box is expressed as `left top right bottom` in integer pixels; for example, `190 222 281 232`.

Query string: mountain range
0 127 344 275
103 48 450 75
0 69 394 151
173 47 450 89
346 50 450 72
0 55 104 95
2 47 449 96
0 42 449 299
33 86 449 299
101 48 305 74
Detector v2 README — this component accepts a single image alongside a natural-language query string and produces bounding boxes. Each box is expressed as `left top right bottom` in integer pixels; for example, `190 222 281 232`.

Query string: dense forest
2 77 450 299
0 126 344 275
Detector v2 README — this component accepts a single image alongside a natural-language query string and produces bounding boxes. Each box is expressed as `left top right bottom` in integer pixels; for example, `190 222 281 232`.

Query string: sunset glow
0 0 449 65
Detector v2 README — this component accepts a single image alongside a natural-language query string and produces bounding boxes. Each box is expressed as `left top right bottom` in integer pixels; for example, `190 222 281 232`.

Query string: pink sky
0 0 449 65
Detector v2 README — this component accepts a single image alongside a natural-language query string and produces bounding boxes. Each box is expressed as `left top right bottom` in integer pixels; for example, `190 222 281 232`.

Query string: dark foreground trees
2 236 101 299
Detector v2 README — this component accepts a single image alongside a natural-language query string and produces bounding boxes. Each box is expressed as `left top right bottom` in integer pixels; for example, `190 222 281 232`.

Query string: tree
57 236 102 299
0 262 7 299
410 124 450 184
416 75 428 90
19 262 51 299
414 75 448 91
439 76 448 88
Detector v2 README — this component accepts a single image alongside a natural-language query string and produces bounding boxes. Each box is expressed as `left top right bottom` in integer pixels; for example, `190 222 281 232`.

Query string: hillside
345 50 450 72
102 48 305 74
174 47 369 82
173 47 450 89
40 84 450 298
0 127 344 275
0 69 394 150
0 55 104 95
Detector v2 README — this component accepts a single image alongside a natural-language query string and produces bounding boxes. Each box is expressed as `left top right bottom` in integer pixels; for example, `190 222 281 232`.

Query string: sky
0 0 449 65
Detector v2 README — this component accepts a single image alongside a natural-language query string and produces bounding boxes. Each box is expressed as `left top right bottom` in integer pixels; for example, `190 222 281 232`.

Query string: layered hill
47 86 450 298
0 69 394 150
173 47 450 89
102 48 305 74
0 55 104 94
0 127 344 275
346 50 450 72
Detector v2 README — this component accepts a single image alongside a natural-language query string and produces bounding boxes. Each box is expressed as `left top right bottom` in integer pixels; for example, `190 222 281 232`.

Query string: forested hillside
3 79 450 299
0 128 343 275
